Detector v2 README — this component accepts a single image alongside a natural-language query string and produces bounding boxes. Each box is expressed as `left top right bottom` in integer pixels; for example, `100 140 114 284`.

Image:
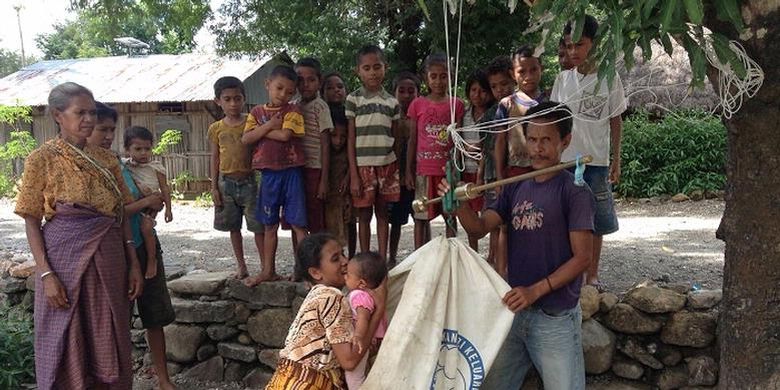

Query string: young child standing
460 69 495 251
343 251 388 389
242 65 307 285
552 15 627 291
123 126 173 280
346 45 401 262
209 76 264 280
389 71 420 265
405 53 465 249
324 106 351 247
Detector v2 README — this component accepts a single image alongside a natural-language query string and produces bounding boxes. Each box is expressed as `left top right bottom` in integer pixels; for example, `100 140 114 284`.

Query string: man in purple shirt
440 101 594 389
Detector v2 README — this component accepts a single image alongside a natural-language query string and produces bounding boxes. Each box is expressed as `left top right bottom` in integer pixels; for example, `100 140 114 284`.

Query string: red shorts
352 162 401 208
461 172 484 211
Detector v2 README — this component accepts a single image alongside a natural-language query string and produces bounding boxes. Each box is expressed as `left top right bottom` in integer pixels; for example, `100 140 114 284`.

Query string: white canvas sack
363 236 514 389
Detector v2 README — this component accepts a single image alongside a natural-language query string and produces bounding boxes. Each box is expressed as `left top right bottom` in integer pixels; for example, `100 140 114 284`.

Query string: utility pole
13 4 25 66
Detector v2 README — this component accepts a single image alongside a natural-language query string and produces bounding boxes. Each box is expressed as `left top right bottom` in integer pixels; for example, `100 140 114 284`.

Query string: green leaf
572 13 586 43
417 0 431 21
712 33 748 78
682 0 704 24
660 33 674 56
714 0 744 30
642 0 660 20
659 0 677 36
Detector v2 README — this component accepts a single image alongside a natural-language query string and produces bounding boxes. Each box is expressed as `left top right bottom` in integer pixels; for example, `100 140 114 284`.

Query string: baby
343 251 388 389
123 126 173 279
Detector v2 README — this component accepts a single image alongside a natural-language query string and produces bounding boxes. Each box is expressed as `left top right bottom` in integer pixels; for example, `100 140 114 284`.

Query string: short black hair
511 45 538 63
351 252 387 289
392 71 421 92
422 52 450 74
485 55 513 78
268 65 298 83
124 126 154 149
330 104 348 129
295 57 322 78
214 76 245 98
522 101 573 139
356 44 386 65
95 102 118 123
296 232 339 283
321 72 346 95
564 14 599 40
465 69 495 106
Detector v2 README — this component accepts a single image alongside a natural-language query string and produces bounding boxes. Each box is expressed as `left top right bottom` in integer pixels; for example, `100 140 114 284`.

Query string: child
293 58 333 235
558 37 574 71
389 71 421 265
322 72 348 107
405 53 465 249
242 65 307 285
346 45 401 262
266 233 385 388
123 126 173 280
324 105 351 248
209 76 264 280
495 45 547 182
482 55 516 271
344 251 388 389
460 69 495 251
552 15 627 291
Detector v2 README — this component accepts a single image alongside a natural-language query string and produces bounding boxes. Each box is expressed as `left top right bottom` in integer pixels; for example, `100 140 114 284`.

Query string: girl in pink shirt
405 53 465 248
343 252 388 389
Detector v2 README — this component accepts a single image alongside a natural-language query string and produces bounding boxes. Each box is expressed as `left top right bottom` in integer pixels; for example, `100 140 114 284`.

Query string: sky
0 0 222 59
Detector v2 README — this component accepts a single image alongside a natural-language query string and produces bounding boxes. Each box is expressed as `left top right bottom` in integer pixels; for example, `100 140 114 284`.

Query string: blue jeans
482 304 585 390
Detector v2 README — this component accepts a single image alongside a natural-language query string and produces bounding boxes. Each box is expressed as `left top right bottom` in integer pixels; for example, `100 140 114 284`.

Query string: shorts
389 186 414 226
352 162 401 208
413 175 445 221
281 168 324 233
461 172 484 211
256 167 307 228
135 236 175 329
214 174 264 232
575 165 619 235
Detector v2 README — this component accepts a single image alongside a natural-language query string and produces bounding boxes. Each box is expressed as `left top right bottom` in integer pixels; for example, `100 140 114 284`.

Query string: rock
165 266 186 281
657 366 689 390
197 344 217 361
295 282 311 297
198 295 218 302
20 291 33 310
0 260 15 277
603 303 663 334
164 324 206 363
206 324 240 341
664 282 692 295
243 367 274 388
580 285 600 320
167 362 183 376
0 292 23 306
689 190 705 201
599 292 619 313
661 311 717 348
612 357 645 380
171 297 234 323
687 290 722 309
292 296 305 315
672 193 690 202
132 318 144 330
247 308 295 348
258 349 281 370
183 355 224 382
619 338 664 370
685 356 718 386
656 344 683 366
9 259 35 278
0 276 26 293
131 329 147 345
25 275 35 291
233 303 251 323
218 342 257 362
581 319 616 374
226 279 298 307
624 285 686 313
224 361 250 382
238 332 253 345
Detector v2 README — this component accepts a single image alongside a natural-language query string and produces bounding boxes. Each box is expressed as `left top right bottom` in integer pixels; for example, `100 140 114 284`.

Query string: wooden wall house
0 53 293 195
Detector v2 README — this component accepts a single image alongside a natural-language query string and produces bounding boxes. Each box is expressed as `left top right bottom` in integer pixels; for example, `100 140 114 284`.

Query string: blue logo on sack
430 329 485 389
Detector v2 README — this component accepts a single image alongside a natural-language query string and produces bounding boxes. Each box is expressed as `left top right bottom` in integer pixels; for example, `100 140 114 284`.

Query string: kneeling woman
266 233 385 389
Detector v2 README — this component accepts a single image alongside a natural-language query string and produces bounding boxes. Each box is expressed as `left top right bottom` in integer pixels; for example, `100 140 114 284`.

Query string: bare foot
234 265 249 280
243 272 283 287
158 379 178 390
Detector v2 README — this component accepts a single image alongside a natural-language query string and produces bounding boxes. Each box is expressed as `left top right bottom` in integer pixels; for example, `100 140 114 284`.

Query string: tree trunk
716 4 780 389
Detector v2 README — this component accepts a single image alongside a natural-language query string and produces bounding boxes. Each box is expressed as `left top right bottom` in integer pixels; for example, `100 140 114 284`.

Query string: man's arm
438 178 502 237
609 115 622 184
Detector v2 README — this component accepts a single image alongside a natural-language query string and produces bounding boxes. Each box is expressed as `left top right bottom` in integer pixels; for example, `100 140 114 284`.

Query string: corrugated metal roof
0 53 274 106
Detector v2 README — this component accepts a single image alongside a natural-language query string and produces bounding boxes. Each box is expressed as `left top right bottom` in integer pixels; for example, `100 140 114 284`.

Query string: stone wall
1 265 722 389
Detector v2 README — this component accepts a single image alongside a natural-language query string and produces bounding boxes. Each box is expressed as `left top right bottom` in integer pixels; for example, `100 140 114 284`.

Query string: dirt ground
0 197 724 293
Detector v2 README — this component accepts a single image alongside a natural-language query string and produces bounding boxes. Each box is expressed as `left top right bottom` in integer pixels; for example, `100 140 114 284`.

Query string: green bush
617 110 726 198
0 304 35 388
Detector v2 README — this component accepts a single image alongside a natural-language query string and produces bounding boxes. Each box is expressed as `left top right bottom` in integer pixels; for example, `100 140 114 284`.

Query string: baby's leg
142 209 159 279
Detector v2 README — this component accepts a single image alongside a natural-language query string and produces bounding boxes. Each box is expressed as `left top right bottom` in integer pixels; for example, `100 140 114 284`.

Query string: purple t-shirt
488 170 594 310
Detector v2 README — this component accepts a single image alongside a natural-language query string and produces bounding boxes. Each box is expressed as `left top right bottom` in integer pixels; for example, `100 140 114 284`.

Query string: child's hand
338 176 349 194
211 188 223 207
317 179 327 200
267 113 283 129
351 335 366 355
144 263 158 280
165 208 173 223
404 173 415 190
350 173 362 198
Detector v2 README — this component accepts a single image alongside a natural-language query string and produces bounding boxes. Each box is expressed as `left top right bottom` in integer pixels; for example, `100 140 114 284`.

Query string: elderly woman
15 82 144 390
